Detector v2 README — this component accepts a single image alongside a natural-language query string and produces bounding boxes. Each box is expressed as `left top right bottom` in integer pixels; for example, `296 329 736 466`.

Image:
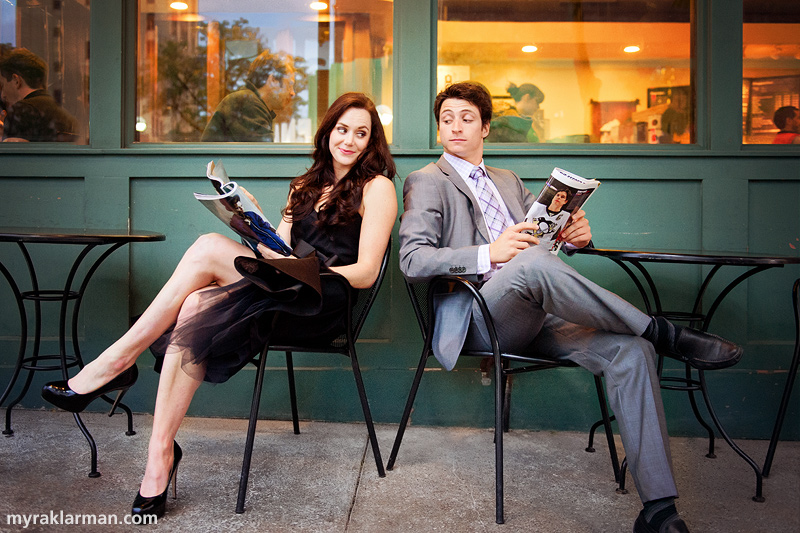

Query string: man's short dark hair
773 106 799 130
433 81 493 126
0 48 47 89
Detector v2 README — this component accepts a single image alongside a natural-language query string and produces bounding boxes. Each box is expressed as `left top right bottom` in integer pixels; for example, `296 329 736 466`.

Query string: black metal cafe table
577 247 800 502
0 227 165 477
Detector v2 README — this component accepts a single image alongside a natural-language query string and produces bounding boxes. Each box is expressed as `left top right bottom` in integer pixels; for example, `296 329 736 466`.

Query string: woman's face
328 107 372 179
549 191 568 211
517 93 540 117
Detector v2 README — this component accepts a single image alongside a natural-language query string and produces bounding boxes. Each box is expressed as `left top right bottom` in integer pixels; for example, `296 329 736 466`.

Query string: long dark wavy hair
284 92 395 227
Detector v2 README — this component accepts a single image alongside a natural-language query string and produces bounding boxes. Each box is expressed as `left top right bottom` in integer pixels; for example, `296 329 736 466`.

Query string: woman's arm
329 176 397 289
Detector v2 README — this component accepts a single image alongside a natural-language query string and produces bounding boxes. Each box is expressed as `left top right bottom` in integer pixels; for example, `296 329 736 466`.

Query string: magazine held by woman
194 160 292 256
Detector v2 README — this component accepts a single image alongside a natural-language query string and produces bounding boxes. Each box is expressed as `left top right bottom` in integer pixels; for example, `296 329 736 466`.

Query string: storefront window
136 0 393 144
437 0 693 144
0 0 90 144
742 1 800 145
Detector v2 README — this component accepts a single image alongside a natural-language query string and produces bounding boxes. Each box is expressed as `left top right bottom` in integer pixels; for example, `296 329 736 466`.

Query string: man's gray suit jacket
399 156 534 369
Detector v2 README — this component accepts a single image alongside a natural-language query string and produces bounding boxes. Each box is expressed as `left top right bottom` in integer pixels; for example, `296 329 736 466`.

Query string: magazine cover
524 167 600 254
194 160 292 256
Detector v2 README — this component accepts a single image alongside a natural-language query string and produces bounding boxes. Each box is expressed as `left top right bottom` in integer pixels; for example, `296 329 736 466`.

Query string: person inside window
486 82 545 143
201 49 297 142
771 106 800 145
0 48 77 142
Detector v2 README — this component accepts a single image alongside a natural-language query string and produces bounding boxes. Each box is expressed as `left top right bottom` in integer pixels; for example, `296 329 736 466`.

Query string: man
0 48 77 142
201 50 296 142
771 106 800 145
399 82 743 533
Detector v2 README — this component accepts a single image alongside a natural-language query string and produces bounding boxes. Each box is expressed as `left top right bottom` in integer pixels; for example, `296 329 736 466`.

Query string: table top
577 247 800 267
0 227 166 245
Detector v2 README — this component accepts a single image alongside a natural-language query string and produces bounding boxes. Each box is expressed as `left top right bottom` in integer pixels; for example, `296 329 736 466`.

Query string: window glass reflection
437 0 693 144
0 0 89 144
742 1 800 145
136 0 393 144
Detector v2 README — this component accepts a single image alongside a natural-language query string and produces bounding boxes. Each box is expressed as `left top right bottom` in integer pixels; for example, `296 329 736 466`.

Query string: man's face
260 72 296 122
438 98 489 165
0 73 23 108
788 110 800 133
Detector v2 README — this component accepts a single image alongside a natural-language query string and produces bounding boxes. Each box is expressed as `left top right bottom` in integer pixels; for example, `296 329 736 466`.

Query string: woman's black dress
150 212 361 383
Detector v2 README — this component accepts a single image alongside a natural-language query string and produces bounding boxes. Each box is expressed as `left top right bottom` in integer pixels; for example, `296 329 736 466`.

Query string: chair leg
494 354 505 525
593 375 622 484
285 351 300 435
348 347 386 477
387 348 431 471
236 348 269 514
502 369 512 433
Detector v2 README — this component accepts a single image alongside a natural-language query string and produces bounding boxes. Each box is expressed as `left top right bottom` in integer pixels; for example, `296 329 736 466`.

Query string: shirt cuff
477 244 492 274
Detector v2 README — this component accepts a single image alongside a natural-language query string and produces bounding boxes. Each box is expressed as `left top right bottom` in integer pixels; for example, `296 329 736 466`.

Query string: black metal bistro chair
235 241 391 514
762 278 800 478
387 275 621 524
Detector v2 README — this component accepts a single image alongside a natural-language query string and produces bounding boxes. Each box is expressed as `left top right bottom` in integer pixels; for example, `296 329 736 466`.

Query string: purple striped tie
469 166 509 240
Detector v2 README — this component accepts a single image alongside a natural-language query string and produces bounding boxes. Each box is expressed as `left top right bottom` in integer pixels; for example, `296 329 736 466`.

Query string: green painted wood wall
0 1 798 441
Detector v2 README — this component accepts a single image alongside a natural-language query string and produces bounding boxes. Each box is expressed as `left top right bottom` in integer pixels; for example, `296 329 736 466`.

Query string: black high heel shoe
132 441 183 519
41 365 138 414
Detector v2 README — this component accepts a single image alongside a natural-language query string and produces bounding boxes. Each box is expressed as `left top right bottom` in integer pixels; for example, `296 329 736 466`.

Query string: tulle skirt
150 278 348 384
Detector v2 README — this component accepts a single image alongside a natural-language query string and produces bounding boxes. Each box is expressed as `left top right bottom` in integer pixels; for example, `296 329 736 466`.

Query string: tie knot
470 166 485 180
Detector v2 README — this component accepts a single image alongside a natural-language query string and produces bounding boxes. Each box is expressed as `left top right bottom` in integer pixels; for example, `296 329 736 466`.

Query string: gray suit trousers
464 245 678 502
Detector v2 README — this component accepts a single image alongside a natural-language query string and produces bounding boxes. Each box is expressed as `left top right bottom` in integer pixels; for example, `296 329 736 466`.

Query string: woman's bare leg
68 233 253 394
137 346 201 497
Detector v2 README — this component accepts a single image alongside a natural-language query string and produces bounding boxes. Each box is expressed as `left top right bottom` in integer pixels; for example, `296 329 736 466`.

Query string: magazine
194 160 292 256
523 167 600 254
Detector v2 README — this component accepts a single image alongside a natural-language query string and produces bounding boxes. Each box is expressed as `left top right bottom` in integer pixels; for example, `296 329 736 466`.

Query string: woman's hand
256 243 295 260
239 187 263 213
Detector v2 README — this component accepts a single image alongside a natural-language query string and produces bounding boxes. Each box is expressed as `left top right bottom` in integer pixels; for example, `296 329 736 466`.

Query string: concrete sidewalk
1 409 798 532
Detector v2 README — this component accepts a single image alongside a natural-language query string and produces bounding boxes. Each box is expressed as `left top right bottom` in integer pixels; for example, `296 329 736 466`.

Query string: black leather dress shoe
658 326 743 370
633 510 690 533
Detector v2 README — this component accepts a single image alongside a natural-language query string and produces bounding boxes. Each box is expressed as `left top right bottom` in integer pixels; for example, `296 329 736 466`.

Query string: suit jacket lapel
434 156 492 244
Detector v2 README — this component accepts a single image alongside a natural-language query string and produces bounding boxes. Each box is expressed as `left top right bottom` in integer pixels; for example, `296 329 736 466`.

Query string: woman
41 92 397 518
487 82 545 143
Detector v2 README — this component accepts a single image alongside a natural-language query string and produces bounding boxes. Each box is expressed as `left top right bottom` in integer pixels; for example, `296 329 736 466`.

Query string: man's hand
559 209 592 248
489 222 540 264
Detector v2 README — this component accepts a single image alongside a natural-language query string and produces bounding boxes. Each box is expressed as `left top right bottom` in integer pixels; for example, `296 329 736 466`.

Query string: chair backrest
328 238 392 348
351 238 392 339
403 277 431 342
794 278 799 359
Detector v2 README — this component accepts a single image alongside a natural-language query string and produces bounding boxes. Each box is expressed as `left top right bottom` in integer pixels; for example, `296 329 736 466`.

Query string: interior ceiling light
522 45 538 53
170 2 188 10
310 2 328 10
624 45 641 53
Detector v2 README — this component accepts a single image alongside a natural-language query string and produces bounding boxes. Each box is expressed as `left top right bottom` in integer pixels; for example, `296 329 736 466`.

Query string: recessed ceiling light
522 45 538 53
170 2 188 10
310 2 328 10
624 45 641 53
